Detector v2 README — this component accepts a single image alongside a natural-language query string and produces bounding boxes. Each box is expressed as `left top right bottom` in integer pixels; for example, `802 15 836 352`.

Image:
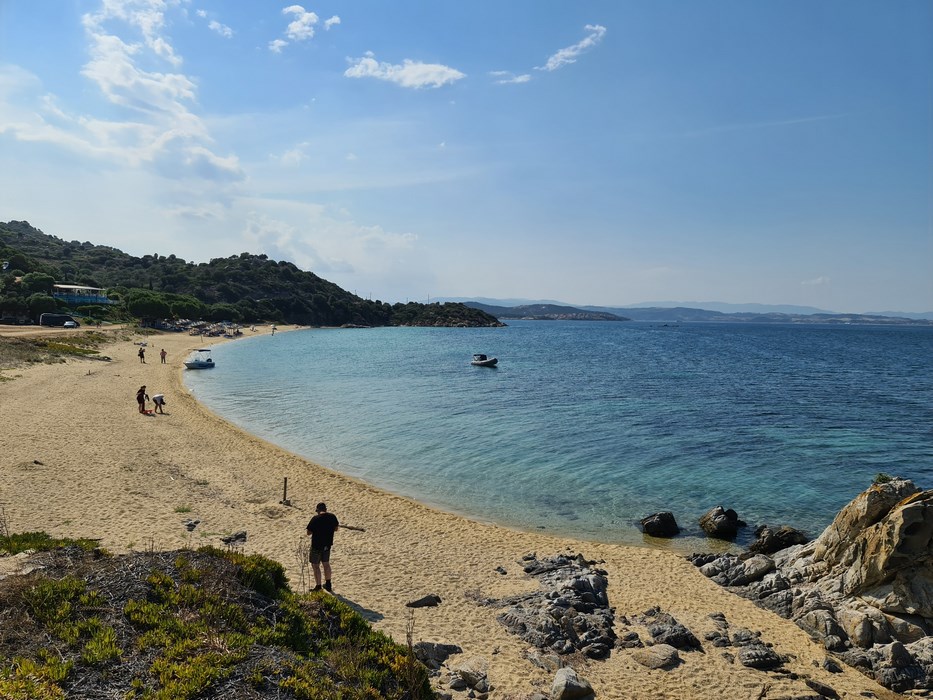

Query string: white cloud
344 52 465 89
489 70 532 85
802 276 831 286
537 24 606 72
270 6 337 52
196 10 207 19
0 2 245 185
240 208 417 279
277 142 311 166
208 20 234 38
82 0 185 68
284 5 318 41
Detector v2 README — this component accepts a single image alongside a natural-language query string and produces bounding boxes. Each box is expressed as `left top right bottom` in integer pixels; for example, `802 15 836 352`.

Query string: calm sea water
184 321 933 549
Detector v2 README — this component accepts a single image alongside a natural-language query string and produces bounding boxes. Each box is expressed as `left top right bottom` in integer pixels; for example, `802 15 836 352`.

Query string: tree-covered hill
0 220 503 328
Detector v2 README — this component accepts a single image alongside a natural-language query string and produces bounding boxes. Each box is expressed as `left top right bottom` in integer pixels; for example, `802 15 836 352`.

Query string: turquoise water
184 321 933 548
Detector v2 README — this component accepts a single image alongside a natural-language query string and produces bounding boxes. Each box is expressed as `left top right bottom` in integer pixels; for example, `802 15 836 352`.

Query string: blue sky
1 1 931 312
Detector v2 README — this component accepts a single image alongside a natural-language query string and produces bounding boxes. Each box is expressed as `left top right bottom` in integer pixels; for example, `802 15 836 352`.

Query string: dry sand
0 327 899 699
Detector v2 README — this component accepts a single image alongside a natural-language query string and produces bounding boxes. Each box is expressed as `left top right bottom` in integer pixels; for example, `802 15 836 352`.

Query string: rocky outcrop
748 524 808 555
493 553 615 659
413 641 462 670
690 478 933 693
634 606 702 651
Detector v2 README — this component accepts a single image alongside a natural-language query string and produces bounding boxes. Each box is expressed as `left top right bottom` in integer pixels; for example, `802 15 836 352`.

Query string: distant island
464 301 933 327
466 302 629 321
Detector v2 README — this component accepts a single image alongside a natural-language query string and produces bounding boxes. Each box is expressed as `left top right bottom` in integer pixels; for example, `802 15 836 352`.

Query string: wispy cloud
537 24 606 72
0 0 244 183
82 0 185 67
269 5 340 53
489 70 531 85
345 52 465 89
241 210 417 278
276 142 311 167
208 20 234 38
801 276 831 287
195 8 234 38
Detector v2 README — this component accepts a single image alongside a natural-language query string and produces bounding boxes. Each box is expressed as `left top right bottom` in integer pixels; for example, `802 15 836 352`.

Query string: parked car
63 320 79 328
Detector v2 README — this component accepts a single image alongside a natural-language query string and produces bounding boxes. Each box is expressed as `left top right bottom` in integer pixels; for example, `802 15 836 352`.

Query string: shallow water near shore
185 320 933 549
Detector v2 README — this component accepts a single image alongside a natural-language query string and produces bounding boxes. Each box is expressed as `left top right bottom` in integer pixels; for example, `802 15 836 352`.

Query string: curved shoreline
0 326 897 699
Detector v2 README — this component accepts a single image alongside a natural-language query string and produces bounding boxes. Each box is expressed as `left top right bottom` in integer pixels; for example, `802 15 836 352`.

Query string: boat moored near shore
184 348 215 369
471 353 498 367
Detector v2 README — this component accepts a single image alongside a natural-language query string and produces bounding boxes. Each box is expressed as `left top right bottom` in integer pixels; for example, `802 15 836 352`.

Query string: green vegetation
0 332 109 374
0 537 433 699
1 220 502 328
0 531 103 556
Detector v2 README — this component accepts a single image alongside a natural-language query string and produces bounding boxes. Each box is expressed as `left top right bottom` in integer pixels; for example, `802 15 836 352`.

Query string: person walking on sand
138 346 146 363
160 348 167 364
306 502 339 592
152 393 166 414
136 386 149 414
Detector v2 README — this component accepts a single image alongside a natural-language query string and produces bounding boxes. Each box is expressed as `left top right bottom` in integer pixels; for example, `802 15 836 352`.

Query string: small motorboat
471 353 498 367
184 349 215 369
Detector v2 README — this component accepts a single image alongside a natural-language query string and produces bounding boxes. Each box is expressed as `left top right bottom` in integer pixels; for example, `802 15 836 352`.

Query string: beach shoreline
0 326 898 699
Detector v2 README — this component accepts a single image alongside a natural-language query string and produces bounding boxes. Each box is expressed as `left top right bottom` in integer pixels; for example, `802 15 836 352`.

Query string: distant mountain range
444 297 933 321
455 298 933 326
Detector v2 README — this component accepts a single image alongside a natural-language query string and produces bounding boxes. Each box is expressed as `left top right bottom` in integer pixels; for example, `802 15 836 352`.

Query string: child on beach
136 386 149 414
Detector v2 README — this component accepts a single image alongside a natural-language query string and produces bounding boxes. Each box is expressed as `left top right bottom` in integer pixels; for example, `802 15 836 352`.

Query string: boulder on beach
640 511 680 538
748 524 809 555
698 506 745 540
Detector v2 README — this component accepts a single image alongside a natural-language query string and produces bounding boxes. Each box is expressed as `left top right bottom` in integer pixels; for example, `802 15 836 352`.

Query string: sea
184 320 933 551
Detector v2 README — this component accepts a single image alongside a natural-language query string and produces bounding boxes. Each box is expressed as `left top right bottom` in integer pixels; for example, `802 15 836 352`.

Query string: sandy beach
0 327 899 699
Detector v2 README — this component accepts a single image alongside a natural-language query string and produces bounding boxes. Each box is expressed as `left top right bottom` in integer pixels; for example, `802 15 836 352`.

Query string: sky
0 1 931 313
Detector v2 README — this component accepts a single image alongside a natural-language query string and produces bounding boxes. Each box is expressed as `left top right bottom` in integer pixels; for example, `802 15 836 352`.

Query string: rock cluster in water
689 477 933 693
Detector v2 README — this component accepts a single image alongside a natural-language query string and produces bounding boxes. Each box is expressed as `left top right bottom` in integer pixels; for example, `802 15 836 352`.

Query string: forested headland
0 221 503 328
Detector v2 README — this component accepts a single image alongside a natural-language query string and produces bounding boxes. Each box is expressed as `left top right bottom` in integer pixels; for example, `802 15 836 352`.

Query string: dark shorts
310 546 331 565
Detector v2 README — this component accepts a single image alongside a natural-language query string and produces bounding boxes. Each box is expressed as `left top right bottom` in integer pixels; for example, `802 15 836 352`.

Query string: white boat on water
184 349 215 369
471 353 498 367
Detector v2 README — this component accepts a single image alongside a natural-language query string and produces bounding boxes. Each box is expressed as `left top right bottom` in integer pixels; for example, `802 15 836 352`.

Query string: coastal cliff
691 477 933 693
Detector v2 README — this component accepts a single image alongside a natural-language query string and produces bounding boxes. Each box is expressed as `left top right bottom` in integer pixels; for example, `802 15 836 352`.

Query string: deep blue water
184 321 933 549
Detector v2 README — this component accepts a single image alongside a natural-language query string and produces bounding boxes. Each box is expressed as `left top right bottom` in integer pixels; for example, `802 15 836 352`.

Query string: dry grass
0 331 113 376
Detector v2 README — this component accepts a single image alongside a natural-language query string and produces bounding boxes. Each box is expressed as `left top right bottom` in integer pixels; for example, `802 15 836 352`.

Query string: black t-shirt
307 512 339 549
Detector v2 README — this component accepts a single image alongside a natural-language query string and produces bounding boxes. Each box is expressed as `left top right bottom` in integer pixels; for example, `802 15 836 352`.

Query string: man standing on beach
306 502 339 592
160 348 167 364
